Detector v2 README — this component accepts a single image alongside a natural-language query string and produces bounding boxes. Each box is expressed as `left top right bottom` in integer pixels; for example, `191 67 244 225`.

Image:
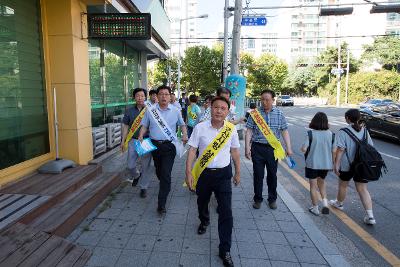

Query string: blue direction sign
241 16 267 26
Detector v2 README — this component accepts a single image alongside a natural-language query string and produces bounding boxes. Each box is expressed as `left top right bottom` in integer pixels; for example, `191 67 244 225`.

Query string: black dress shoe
197 222 209 235
157 206 166 215
140 189 147 198
131 172 141 187
219 252 234 267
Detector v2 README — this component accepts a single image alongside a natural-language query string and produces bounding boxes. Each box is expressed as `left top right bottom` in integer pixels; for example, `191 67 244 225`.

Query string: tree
181 44 223 96
239 52 254 76
148 57 179 89
362 36 400 72
282 66 318 96
247 53 288 96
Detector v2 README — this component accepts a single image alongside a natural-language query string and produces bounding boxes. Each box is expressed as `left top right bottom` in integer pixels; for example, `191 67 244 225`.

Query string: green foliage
247 53 288 96
362 36 400 71
182 45 223 96
319 70 400 104
282 66 318 96
148 57 179 89
239 52 254 76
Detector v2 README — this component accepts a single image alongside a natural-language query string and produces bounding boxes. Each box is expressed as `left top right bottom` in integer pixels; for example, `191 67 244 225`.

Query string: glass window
0 0 49 170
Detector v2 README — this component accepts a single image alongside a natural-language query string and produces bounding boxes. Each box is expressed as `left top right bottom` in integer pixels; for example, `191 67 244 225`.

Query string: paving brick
108 219 137 234
125 234 157 251
159 223 186 238
86 247 122 267
284 232 315 248
278 221 304 233
134 221 162 235
237 241 268 259
97 208 123 219
97 231 131 249
180 253 210 267
235 228 262 243
292 246 327 265
182 238 211 255
75 230 106 246
241 258 272 267
153 236 184 252
88 218 114 231
259 231 289 245
147 251 180 267
115 249 151 267
265 244 298 262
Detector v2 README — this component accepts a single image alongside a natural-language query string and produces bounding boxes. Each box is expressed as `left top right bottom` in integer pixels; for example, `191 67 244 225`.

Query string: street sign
87 13 151 40
241 16 267 26
331 68 345 75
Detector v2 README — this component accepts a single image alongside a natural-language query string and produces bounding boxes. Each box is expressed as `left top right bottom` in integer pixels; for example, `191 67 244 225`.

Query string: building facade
164 0 199 56
0 0 170 186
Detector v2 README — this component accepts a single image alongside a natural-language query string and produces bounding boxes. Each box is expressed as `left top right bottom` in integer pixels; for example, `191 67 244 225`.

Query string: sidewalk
67 145 350 267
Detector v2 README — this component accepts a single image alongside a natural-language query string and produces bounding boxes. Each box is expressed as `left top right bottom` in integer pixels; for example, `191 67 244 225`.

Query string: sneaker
364 216 376 225
140 189 147 198
309 206 320 216
219 251 234 267
329 199 344 210
321 206 330 215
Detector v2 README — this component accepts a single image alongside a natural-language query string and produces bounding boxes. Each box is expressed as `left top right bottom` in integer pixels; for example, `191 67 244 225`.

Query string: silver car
276 95 294 106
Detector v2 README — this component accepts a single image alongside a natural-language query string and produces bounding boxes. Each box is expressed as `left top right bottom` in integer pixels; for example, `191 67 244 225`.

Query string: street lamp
319 5 353 107
177 14 208 99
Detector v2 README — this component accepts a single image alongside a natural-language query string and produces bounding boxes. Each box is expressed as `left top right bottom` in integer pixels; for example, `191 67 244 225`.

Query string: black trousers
151 141 176 208
196 165 233 253
251 142 278 203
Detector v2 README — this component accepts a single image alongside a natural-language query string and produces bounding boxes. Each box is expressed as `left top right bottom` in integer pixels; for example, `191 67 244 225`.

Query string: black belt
205 164 230 171
151 139 172 144
253 142 272 147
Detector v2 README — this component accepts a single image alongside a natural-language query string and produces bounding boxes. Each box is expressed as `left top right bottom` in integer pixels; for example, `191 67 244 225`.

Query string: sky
196 0 283 38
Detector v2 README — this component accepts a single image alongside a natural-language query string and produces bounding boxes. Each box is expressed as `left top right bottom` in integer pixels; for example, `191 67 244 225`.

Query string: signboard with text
241 16 267 26
88 13 151 40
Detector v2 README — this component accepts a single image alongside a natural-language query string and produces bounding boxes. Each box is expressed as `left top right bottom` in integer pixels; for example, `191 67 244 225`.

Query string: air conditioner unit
100 123 122 148
92 127 107 156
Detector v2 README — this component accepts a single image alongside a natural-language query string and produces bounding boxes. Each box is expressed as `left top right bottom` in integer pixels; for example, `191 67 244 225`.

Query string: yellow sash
188 105 197 120
191 121 234 189
249 109 286 160
123 107 146 150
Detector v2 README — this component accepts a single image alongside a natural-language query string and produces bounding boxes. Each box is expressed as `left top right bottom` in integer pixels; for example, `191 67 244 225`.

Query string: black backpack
304 130 335 160
341 128 387 181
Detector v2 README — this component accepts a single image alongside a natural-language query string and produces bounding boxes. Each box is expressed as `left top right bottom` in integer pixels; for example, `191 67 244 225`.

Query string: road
275 105 400 266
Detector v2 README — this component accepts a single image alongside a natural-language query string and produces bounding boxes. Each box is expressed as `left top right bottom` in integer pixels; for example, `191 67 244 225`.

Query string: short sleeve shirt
140 104 185 140
246 107 288 144
122 105 147 139
335 126 374 171
172 101 182 111
188 120 240 168
187 104 201 127
302 130 335 170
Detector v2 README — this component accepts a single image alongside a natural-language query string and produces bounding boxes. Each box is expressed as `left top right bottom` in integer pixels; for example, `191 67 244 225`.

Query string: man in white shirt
185 96 240 267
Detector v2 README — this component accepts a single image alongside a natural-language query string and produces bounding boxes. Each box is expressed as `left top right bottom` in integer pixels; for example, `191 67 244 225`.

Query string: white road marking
379 152 400 160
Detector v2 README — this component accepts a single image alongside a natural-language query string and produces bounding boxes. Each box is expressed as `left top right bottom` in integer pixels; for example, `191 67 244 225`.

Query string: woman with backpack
330 109 376 225
301 112 335 216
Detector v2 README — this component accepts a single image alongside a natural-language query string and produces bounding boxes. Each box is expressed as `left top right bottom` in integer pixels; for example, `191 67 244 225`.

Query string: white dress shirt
188 120 240 168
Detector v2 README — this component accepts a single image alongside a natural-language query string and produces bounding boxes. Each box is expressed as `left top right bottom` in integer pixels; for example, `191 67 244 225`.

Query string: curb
277 180 351 267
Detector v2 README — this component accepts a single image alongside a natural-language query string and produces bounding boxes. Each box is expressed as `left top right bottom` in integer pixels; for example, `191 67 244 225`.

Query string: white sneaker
309 206 320 216
329 199 344 210
364 216 376 225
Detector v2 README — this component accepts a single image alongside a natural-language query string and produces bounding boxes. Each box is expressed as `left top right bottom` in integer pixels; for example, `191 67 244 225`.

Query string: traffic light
296 63 308 67
370 4 400 13
319 7 353 16
314 63 325 67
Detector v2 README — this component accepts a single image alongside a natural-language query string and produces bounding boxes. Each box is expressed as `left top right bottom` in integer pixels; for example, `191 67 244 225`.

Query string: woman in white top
301 112 336 216
329 109 376 225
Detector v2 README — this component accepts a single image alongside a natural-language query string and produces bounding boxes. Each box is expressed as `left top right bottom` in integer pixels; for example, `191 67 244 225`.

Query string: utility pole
336 20 341 107
223 0 230 81
345 48 350 105
230 0 242 75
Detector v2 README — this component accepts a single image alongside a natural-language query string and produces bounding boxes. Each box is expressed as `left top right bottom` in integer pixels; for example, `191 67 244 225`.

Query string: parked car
359 98 394 109
360 103 400 142
276 95 294 106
